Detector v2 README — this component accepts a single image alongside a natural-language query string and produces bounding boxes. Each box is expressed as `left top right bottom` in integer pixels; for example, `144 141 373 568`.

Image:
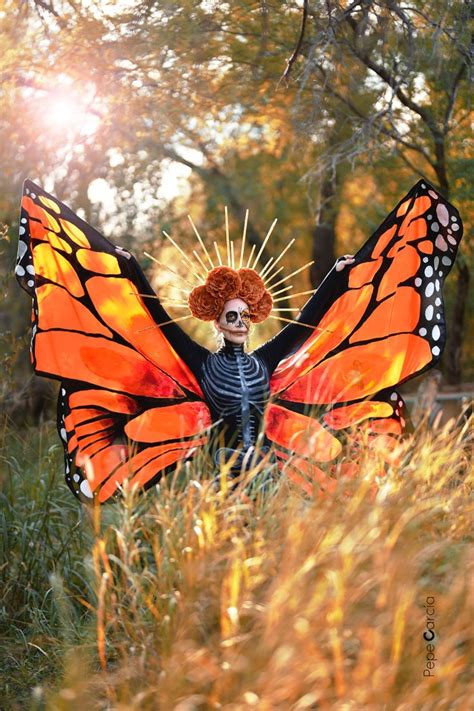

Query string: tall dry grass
1 416 473 710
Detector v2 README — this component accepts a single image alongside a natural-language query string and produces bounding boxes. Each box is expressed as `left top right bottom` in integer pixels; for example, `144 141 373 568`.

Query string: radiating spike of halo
134 292 189 308
245 243 256 268
130 291 159 300
272 289 315 302
239 209 249 269
230 240 235 269
269 314 307 328
269 314 334 334
263 238 296 282
143 252 196 288
269 314 314 330
187 214 214 268
160 296 188 303
162 230 204 281
225 206 230 266
272 307 300 312
213 241 223 266
264 265 285 286
137 314 194 333
270 284 293 296
259 256 274 279
252 218 278 270
269 261 314 290
193 249 209 275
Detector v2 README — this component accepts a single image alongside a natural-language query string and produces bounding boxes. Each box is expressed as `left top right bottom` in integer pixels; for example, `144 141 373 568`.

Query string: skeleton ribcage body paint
201 341 270 449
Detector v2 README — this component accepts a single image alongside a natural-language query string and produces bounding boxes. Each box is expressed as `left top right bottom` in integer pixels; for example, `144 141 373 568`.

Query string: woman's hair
188 266 273 323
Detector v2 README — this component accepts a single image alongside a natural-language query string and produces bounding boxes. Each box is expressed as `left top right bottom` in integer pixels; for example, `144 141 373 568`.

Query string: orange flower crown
188 266 273 323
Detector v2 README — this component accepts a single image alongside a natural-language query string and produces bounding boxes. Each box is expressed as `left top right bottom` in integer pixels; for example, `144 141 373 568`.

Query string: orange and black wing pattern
266 180 463 493
16 180 211 503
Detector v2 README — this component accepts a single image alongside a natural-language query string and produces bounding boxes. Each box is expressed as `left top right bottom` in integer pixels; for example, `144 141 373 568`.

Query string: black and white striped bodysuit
201 342 270 450
126 255 343 468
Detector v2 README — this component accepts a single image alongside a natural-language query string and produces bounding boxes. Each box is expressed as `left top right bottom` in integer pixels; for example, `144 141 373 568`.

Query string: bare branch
312 63 436 170
279 0 309 85
444 61 468 134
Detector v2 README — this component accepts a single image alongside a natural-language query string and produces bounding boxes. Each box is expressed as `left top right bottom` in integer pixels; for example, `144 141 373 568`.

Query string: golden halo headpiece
144 206 316 328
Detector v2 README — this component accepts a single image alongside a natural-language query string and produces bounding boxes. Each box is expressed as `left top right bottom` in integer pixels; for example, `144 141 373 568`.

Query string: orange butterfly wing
16 180 211 502
266 180 463 492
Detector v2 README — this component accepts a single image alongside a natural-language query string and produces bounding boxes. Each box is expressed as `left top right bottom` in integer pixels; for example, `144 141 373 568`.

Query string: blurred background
0 0 472 424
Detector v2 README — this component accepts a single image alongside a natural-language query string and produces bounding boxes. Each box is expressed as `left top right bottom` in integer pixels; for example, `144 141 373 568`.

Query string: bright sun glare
42 87 100 136
49 97 80 128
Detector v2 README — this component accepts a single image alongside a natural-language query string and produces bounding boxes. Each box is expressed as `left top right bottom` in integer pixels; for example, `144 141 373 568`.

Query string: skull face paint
215 298 250 344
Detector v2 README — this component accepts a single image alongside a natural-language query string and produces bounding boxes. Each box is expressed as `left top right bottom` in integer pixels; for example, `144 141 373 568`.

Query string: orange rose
189 266 273 323
250 290 273 323
188 285 223 321
206 267 241 302
238 268 266 305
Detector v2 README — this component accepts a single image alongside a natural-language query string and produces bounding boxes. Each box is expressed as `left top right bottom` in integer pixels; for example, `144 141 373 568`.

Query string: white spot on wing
432 325 441 341
425 282 434 297
17 240 27 260
425 305 434 321
436 203 449 226
80 480 93 498
435 236 448 252
432 345 440 357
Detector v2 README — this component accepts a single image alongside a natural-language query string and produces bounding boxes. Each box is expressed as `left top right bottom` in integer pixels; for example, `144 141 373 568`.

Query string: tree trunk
445 258 470 384
310 175 337 287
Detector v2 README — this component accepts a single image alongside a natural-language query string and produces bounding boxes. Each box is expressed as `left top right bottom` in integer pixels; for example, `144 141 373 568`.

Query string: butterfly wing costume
16 180 463 502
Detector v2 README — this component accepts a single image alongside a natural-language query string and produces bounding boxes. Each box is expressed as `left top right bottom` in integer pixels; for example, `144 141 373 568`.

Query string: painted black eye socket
225 311 238 323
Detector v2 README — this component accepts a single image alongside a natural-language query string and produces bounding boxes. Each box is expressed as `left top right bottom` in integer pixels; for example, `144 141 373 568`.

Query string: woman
16 179 462 502
155 259 354 481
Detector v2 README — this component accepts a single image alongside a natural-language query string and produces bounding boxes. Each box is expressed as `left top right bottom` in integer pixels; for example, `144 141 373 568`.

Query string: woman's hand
335 254 355 271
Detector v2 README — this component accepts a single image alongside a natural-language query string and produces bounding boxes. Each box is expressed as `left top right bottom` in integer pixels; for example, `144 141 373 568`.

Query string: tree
288 0 472 382
0 0 471 401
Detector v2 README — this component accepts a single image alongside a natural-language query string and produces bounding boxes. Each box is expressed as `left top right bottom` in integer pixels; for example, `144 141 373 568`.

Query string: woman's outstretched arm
253 256 354 375
121 249 209 377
